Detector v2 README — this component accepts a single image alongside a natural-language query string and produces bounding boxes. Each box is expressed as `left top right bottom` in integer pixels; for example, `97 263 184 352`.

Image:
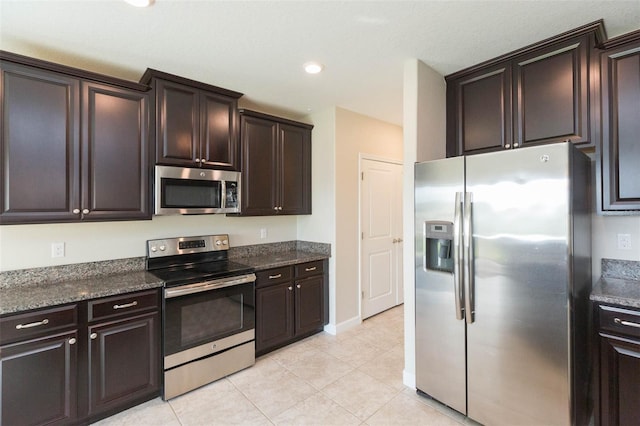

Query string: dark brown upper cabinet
597 30 640 214
0 52 151 224
140 69 242 171
237 109 312 216
446 21 605 157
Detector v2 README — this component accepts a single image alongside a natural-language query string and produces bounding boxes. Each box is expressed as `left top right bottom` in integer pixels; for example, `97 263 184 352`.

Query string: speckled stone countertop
591 259 640 309
0 240 330 316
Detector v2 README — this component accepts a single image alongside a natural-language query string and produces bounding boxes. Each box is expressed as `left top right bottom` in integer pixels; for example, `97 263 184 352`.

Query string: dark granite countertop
0 240 331 316
590 258 640 310
234 250 329 271
0 271 163 316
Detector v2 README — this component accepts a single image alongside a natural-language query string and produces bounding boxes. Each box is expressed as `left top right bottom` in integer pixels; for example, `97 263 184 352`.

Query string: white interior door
360 158 403 319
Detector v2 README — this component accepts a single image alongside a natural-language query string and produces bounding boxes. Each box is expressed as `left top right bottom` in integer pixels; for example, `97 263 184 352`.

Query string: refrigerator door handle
464 192 475 324
453 192 464 320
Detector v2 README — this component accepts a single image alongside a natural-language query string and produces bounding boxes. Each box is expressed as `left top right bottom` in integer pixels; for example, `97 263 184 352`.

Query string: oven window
162 178 221 208
164 282 255 356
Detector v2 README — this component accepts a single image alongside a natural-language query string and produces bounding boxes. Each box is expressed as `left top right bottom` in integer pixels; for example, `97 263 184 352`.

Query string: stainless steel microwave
155 165 241 215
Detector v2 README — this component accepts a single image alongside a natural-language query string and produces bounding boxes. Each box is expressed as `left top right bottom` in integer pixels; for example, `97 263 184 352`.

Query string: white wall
298 108 337 328
592 215 640 277
402 59 447 389
0 215 298 271
334 107 403 328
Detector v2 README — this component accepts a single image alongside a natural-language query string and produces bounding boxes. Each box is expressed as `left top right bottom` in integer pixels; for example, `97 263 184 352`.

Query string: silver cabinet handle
452 193 464 321
82 209 89 214
305 267 317 272
90 333 98 339
463 192 475 325
113 301 138 310
614 318 640 328
73 208 80 214
269 274 282 279
16 318 49 329
288 286 293 291
68 338 77 345
296 284 301 289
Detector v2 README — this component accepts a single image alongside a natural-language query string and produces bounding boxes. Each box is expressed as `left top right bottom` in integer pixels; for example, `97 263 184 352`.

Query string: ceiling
1 1 639 126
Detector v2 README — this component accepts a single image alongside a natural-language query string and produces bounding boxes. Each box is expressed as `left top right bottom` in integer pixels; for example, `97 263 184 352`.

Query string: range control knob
215 240 222 246
159 245 166 251
222 239 228 245
151 246 157 252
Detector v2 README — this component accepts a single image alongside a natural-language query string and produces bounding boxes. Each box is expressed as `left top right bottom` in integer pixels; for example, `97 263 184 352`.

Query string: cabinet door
1 331 78 426
599 40 640 212
82 82 150 221
447 63 512 156
294 275 324 337
598 334 640 426
155 79 199 166
240 115 278 215
514 35 591 148
87 312 159 416
200 91 239 170
0 62 80 224
255 282 294 354
279 123 311 214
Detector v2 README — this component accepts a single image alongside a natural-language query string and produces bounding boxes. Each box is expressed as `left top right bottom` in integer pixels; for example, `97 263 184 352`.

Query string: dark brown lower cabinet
87 312 159 419
596 304 640 425
0 289 160 425
1 331 78 426
255 260 327 356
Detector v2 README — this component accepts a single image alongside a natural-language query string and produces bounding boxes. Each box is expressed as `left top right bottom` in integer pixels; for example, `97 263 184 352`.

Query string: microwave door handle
221 180 227 209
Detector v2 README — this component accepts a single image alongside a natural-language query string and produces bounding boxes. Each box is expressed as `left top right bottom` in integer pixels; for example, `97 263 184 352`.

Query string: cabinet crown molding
140 68 242 98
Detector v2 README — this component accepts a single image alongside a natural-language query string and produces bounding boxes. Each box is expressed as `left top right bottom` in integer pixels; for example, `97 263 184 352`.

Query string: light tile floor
94 305 469 425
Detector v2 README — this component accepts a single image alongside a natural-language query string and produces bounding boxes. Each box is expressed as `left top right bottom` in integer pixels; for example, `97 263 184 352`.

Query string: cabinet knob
201 158 206 163
505 144 511 149
513 143 519 148
90 333 98 340
82 209 89 214
73 208 80 214
278 206 283 211
68 338 77 345
274 206 278 211
296 284 301 289
288 286 293 291
195 158 201 163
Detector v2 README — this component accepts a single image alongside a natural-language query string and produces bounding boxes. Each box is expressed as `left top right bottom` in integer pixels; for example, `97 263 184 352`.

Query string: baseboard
403 369 416 389
323 315 362 335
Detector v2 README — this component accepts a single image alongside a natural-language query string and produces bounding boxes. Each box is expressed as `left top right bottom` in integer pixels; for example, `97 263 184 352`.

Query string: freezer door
414 157 466 415
465 143 572 425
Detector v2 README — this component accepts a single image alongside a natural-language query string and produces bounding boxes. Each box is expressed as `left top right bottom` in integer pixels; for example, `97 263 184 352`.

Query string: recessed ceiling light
304 62 324 74
124 0 154 7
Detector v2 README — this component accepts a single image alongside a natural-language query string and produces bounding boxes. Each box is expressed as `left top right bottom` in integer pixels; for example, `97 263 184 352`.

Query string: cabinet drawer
599 304 640 339
0 304 78 345
295 261 324 279
88 290 159 322
256 267 292 287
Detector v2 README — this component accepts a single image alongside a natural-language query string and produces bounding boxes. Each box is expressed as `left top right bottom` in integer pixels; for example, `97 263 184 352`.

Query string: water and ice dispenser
424 221 454 273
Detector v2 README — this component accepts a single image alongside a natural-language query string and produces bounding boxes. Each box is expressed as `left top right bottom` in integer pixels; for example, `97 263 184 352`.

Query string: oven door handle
164 273 256 299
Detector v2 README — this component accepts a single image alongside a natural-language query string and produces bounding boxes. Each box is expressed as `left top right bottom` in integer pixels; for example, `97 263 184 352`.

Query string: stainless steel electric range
146 234 256 400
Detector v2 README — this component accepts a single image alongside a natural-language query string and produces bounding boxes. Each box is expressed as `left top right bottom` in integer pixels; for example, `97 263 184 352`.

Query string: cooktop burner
145 234 254 287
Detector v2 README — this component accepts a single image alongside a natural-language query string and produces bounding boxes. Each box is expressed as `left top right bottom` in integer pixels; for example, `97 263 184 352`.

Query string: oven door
163 276 255 368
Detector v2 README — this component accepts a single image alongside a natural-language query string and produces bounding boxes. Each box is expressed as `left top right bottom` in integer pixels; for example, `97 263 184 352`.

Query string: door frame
358 153 403 320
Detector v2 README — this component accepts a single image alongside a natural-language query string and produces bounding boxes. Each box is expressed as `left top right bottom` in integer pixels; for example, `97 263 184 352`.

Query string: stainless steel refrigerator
415 142 591 425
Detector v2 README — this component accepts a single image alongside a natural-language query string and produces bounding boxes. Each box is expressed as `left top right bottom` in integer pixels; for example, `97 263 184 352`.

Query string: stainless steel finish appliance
155 165 241 215
146 234 256 400
415 143 591 425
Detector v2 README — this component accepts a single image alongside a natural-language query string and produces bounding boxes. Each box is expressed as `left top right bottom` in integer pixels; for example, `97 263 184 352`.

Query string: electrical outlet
617 234 632 250
260 228 267 239
51 242 65 258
